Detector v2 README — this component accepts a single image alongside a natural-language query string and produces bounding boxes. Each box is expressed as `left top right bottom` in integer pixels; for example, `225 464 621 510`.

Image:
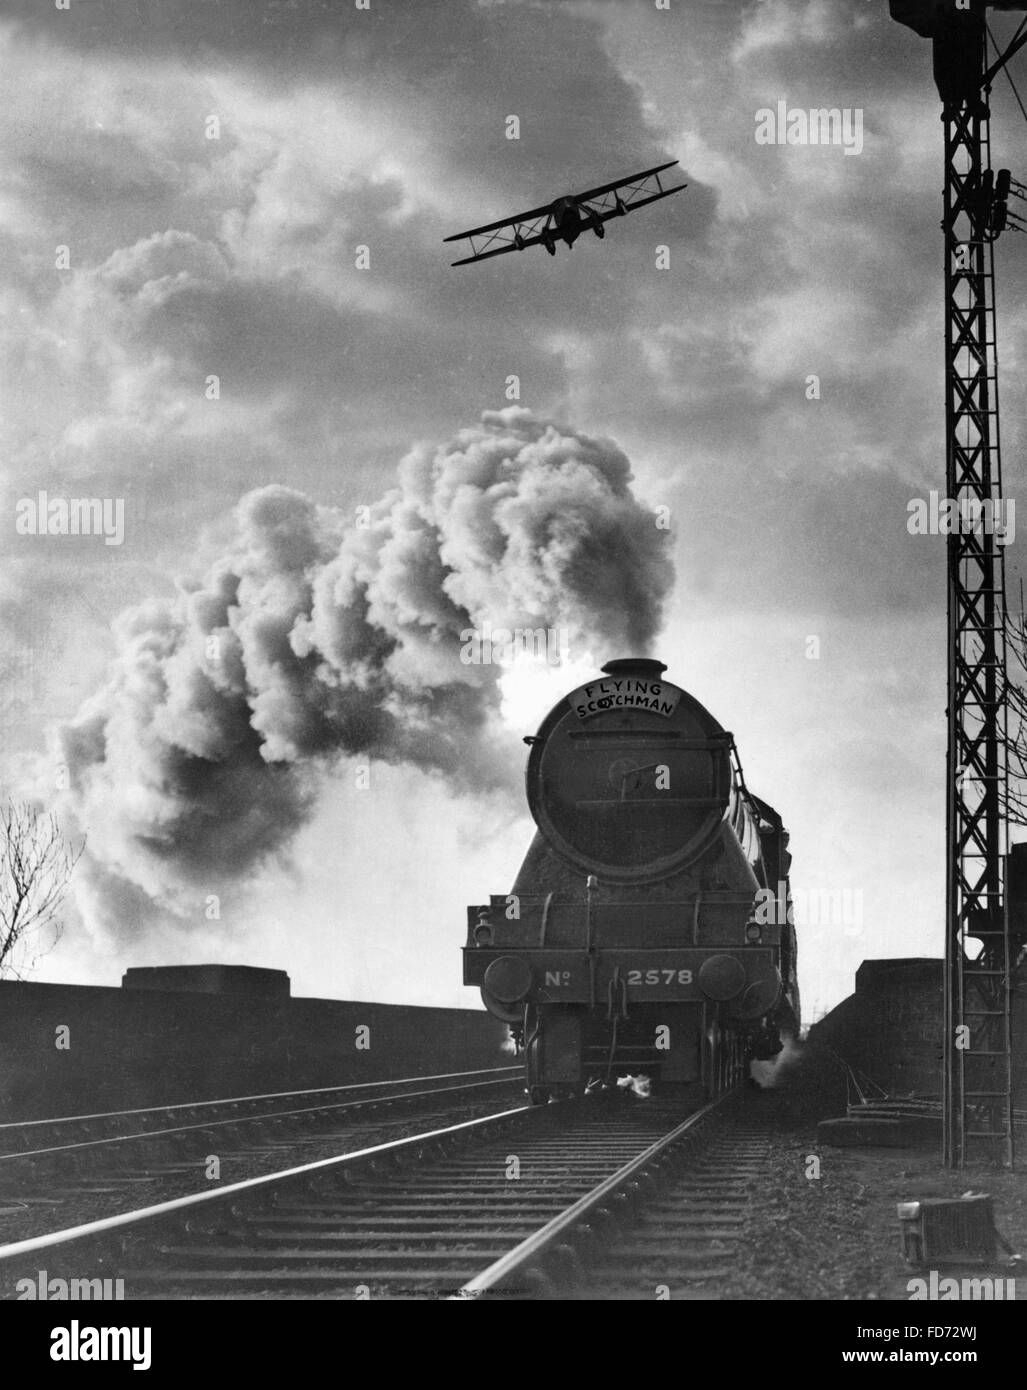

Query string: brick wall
810 957 1027 1106
0 981 509 1120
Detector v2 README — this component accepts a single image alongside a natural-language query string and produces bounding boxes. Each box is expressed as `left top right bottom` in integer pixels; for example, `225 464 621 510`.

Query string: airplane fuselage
551 196 584 245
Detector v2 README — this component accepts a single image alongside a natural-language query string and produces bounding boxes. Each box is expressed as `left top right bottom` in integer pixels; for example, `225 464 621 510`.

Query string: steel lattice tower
892 0 1026 1167
942 71 1012 1168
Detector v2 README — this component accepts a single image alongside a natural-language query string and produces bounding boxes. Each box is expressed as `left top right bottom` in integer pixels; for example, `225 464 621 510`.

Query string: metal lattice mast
891 0 1027 1167
942 67 1013 1169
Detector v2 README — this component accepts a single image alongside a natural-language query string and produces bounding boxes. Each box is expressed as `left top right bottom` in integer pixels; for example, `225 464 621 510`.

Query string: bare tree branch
0 795 83 980
1003 607 1027 829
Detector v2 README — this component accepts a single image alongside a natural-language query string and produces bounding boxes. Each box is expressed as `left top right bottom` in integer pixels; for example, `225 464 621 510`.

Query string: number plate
463 948 773 1003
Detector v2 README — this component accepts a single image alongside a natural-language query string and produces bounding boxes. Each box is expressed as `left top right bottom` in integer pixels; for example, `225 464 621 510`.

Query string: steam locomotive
463 658 800 1102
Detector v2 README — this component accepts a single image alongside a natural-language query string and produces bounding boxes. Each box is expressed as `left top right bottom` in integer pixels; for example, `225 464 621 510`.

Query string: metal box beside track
898 1194 1000 1265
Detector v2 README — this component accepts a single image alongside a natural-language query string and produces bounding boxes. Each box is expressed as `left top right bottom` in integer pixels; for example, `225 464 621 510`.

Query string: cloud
54 407 672 943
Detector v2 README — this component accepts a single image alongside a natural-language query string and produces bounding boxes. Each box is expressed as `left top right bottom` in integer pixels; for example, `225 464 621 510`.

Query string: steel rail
0 1105 531 1263
0 1074 522 1166
0 1066 521 1133
453 1088 734 1299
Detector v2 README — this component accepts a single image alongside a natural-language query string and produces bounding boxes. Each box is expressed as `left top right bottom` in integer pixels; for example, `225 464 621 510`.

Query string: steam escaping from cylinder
749 1034 805 1089
53 407 674 942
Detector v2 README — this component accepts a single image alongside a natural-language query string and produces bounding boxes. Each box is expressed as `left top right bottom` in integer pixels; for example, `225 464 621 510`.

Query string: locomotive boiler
462 658 800 1102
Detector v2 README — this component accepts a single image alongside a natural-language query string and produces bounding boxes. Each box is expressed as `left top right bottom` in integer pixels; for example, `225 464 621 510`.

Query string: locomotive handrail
566 732 728 744
539 891 554 945
573 795 724 806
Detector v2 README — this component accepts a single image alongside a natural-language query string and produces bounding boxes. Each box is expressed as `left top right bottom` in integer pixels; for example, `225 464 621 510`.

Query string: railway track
0 1083 764 1300
0 1066 522 1158
561 1121 774 1299
0 1067 523 1239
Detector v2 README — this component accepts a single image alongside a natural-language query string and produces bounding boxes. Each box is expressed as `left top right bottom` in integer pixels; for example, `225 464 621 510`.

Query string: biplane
444 161 687 266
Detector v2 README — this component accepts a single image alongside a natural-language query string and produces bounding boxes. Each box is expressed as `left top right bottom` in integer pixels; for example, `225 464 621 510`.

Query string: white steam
54 407 673 943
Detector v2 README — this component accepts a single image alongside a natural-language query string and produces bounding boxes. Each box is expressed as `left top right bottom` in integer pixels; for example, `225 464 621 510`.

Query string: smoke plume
55 408 673 937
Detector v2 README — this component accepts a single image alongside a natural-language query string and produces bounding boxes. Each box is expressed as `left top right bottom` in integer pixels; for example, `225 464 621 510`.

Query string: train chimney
601 658 667 679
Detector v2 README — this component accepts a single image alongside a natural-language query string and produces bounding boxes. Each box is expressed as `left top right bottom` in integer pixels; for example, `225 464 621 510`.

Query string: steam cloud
56 408 673 937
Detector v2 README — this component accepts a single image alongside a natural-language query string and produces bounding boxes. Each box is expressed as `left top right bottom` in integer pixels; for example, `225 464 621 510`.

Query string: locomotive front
463 658 799 1101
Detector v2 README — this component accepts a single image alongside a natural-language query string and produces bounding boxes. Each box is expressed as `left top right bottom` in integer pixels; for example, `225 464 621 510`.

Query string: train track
0 1066 523 1157
0 1067 523 1239
560 1119 774 1299
0 1084 763 1300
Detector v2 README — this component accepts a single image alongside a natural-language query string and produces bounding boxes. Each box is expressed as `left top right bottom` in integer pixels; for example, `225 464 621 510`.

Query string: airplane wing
589 183 688 225
443 204 553 243
570 160 681 206
449 231 549 267
445 211 552 266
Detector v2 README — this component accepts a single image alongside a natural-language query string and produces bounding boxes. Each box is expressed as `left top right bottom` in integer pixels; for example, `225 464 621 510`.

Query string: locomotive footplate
465 946 780 1016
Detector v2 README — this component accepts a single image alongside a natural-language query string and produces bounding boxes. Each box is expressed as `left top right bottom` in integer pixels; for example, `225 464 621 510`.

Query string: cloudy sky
3 0 1027 1022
